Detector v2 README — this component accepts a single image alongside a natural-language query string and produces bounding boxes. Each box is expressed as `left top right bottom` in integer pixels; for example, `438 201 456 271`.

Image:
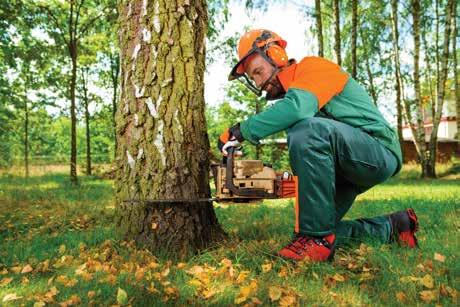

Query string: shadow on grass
0 173 113 203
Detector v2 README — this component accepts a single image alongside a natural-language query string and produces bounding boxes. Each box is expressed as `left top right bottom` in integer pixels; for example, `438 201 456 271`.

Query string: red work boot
277 234 336 262
388 208 419 248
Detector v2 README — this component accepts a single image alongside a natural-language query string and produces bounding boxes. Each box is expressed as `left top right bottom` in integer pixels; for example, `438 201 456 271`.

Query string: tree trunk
351 0 358 78
116 0 225 257
333 0 341 65
110 52 120 158
427 0 454 177
81 67 92 175
391 0 405 161
411 0 430 177
24 94 29 178
70 44 78 183
314 0 324 57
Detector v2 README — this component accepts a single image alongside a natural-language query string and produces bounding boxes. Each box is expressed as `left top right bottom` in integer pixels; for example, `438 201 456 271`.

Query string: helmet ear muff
266 44 288 68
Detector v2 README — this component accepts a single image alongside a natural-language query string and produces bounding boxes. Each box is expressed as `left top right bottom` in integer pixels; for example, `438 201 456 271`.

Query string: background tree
116 0 225 257
333 0 342 65
34 0 113 183
314 0 324 57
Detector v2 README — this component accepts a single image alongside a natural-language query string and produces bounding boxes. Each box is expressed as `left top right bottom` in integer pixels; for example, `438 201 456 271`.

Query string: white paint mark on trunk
161 78 173 87
132 44 141 60
137 148 143 160
145 97 157 118
134 113 139 126
156 94 163 107
154 120 166 166
152 46 158 60
153 2 160 33
127 2 132 17
126 150 135 169
134 84 145 98
142 28 151 42
142 0 148 16
174 109 183 135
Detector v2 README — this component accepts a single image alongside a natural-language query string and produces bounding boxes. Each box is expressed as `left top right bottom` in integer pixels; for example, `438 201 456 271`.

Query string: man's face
243 52 285 100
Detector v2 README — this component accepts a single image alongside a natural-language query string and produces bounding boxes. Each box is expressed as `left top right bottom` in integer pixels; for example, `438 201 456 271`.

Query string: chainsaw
124 147 297 205
211 146 298 203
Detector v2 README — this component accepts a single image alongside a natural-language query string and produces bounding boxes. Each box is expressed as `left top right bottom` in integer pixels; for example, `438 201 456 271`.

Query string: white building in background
402 98 458 141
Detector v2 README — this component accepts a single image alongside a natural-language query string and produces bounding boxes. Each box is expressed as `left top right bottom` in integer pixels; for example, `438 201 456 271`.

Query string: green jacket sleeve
240 88 319 144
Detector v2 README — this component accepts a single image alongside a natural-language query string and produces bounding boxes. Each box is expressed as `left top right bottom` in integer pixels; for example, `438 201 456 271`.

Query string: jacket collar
276 60 297 91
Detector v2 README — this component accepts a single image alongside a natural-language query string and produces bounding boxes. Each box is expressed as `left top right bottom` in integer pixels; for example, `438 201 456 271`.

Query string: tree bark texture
116 0 225 257
333 0 341 65
427 0 454 177
411 0 429 177
314 0 324 57
390 0 405 159
110 52 120 157
351 0 358 78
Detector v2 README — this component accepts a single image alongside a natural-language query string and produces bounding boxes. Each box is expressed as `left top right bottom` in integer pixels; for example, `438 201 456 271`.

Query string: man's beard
263 76 285 100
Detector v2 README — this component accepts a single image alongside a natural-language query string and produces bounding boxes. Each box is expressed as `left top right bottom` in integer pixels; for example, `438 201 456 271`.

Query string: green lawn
0 165 458 306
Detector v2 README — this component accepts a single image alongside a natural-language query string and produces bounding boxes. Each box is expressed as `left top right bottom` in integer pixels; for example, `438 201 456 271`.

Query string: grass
0 164 458 306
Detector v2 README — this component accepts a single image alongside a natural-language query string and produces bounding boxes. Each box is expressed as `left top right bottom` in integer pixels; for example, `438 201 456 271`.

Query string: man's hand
218 123 245 155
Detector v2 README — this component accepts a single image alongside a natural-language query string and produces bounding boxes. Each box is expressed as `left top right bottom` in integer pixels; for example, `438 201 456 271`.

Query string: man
218 29 419 262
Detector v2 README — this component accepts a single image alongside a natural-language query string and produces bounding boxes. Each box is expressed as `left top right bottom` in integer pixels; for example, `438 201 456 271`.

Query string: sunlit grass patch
0 165 458 306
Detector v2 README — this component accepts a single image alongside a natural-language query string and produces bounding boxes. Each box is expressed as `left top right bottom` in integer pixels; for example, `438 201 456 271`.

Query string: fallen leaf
34 301 46 307
420 274 434 289
235 280 258 304
117 288 128 305
279 295 297 306
45 287 59 299
400 276 419 283
278 266 288 278
59 244 66 254
135 267 146 281
59 294 81 306
2 293 22 302
396 292 407 302
0 269 8 275
332 273 345 282
21 264 33 274
0 277 13 286
202 288 216 299
419 290 436 302
268 286 282 302
236 271 250 284
87 291 96 299
434 253 445 263
151 222 158 229
11 266 22 274
21 277 29 285
176 263 186 269
261 263 272 273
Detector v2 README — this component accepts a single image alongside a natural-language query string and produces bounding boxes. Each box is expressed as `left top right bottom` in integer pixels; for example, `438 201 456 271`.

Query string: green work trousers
287 117 398 244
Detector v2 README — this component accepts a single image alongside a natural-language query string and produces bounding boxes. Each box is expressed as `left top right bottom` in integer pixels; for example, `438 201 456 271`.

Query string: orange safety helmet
228 29 288 81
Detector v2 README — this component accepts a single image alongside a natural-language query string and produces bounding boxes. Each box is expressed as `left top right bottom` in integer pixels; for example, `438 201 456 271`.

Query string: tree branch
77 7 111 41
37 5 70 49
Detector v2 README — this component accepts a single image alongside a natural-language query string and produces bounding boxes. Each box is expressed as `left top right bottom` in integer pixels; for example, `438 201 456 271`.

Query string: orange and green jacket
239 56 403 173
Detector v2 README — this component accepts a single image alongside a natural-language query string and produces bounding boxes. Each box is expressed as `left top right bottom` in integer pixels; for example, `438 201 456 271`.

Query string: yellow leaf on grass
332 273 345 282
176 262 186 269
279 295 297 306
34 301 46 307
261 263 272 273
0 277 13 286
434 253 445 263
21 264 33 274
59 294 81 307
186 266 204 276
202 288 216 299
396 292 407 302
235 280 258 304
135 267 146 281
59 244 66 254
268 286 282 302
236 271 250 284
400 276 419 283
278 266 288 278
0 269 8 275
11 266 22 274
117 288 128 306
420 274 434 289
221 258 232 267
45 286 59 299
87 291 96 299
188 279 202 287
419 290 436 302
2 293 22 302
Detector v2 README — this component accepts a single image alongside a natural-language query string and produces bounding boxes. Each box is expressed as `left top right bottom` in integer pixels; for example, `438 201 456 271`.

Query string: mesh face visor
231 48 279 98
